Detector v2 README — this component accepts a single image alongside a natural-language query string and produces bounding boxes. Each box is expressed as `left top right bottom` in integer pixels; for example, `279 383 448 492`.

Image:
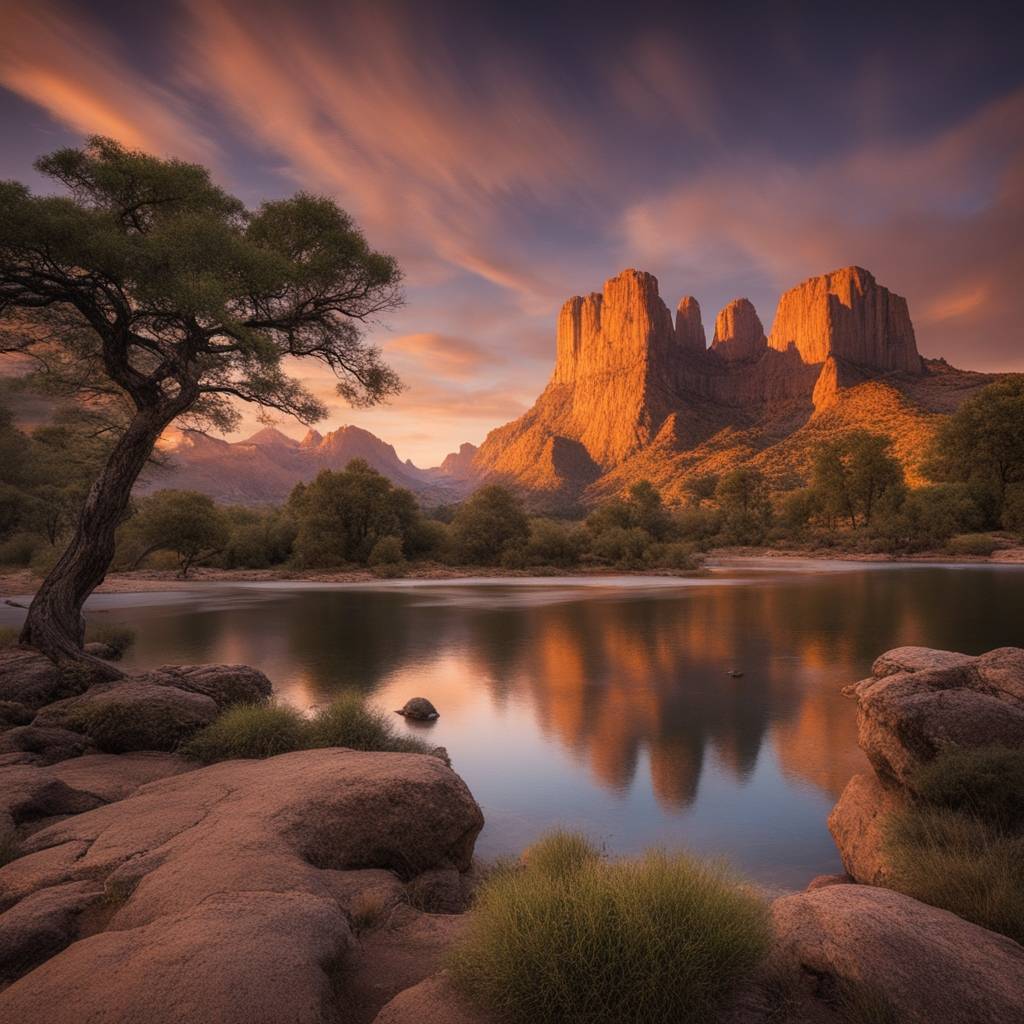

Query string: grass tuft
180 701 309 762
449 832 771 1024
885 805 1024 944
181 692 434 763
84 624 136 658
0 626 18 649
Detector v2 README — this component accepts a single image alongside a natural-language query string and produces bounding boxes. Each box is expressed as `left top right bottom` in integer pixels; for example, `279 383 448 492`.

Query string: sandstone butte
470 265 997 506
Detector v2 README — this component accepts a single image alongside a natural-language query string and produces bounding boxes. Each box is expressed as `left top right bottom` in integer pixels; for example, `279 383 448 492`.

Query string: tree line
2 377 1021 577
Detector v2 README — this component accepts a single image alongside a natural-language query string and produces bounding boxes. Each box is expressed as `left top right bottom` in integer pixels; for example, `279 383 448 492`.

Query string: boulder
0 701 32 729
33 680 219 753
805 873 853 891
0 748 484 1022
373 973 494 1024
0 725 95 765
0 881 103 981
397 697 439 721
82 642 119 661
771 885 1024 1024
0 649 79 710
711 298 767 363
144 663 273 709
844 645 1024 786
827 772 905 885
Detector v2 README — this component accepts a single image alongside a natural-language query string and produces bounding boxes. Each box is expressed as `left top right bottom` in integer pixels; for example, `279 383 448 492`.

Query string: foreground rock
831 644 1024 885
0 748 484 1024
0 649 83 711
30 663 271 754
373 972 494 1024
771 885 1024 1024
845 645 1024 787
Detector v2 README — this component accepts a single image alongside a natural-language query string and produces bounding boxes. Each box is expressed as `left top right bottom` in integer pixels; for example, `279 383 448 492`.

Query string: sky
1 0 1022 465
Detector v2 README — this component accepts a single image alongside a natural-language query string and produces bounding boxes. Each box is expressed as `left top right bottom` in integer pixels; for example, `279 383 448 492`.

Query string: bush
526 519 583 568
0 626 18 649
647 541 700 571
945 532 998 557
911 746 1024 832
181 702 310 762
589 525 650 568
368 535 405 567
449 831 771 1024
0 530 44 567
308 691 431 754
84 624 136 657
885 806 1024 944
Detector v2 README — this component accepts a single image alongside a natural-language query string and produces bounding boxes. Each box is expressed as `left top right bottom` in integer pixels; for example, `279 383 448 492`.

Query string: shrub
526 519 583 568
521 830 602 879
181 702 309 762
84 624 136 657
911 746 1024 831
368 535 405 567
589 525 650 568
449 831 771 1024
647 541 700 571
0 530 43 567
885 806 1024 944
309 692 432 755
0 626 18 649
945 532 998 557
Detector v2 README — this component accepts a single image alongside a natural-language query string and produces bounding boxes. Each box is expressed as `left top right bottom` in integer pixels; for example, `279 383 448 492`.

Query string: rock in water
398 698 439 721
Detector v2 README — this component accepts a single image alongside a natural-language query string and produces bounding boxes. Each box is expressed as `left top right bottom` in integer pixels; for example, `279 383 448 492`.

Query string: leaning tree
0 137 402 674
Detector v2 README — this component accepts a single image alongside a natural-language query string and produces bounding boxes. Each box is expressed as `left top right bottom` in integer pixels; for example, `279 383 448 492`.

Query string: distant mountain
469 266 1001 506
137 424 469 506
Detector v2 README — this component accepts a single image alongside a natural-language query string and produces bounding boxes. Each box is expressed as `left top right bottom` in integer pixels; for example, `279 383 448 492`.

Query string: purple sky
1 0 1022 465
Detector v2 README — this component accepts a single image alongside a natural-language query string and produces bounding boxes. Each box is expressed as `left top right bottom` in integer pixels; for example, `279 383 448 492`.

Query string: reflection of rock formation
122 569 997 811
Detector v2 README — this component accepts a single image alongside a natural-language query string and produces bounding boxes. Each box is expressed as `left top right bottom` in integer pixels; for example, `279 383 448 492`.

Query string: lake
4 559 1023 889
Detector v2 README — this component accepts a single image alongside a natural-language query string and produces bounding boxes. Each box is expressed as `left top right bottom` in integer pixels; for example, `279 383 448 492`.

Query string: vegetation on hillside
2 378 1022 578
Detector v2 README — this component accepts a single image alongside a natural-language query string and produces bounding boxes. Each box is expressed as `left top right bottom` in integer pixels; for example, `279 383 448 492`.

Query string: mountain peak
711 298 766 363
242 426 297 448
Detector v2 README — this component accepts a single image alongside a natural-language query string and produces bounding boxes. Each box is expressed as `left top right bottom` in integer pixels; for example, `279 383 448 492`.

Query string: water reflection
15 565 1019 884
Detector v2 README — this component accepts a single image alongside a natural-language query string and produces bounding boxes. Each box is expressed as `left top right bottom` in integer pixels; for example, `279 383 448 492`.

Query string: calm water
5 560 1024 888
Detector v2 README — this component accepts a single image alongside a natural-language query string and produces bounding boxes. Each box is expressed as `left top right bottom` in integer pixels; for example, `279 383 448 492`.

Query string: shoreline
3 545 1024 600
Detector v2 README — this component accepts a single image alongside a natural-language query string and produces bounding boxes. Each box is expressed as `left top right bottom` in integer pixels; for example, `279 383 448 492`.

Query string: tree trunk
20 404 176 676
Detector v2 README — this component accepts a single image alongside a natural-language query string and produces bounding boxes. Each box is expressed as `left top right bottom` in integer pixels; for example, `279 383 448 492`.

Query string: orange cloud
0 1 215 162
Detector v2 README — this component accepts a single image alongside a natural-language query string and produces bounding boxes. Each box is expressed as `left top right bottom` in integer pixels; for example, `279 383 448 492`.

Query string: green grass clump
449 831 771 1024
885 805 1024 944
911 745 1024 831
308 691 431 754
181 692 434 763
84 624 136 657
180 701 309 762
0 627 18 649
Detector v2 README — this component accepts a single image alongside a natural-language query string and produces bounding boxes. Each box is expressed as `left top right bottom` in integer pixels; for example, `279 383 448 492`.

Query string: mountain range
142 265 998 508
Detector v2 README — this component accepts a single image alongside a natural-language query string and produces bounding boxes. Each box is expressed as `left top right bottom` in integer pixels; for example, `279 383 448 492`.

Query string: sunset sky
1 0 1022 465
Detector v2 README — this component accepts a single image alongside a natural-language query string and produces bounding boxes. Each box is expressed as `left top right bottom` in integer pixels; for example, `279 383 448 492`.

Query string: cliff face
473 265 988 505
768 266 921 373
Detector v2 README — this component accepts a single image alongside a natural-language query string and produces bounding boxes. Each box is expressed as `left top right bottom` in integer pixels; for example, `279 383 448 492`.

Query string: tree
1 138 401 670
810 431 904 528
451 486 530 565
715 467 772 545
129 489 229 577
290 461 419 566
925 378 1024 525
682 473 719 507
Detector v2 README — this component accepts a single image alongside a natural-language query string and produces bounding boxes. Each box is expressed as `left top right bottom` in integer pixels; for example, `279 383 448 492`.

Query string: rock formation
829 644 1024 885
710 298 766 363
470 265 984 506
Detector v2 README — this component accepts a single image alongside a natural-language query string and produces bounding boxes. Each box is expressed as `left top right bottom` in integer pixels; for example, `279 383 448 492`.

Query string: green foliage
682 473 719 507
715 468 773 545
526 519 583 568
307 692 432 754
925 378 1024 526
182 693 432 763
646 541 700 571
885 806 1024 944
945 533 998 557
220 508 296 569
882 745 1024 944
0 627 18 649
449 831 771 1024
911 746 1024 832
127 489 230 576
811 431 905 529
1001 483 1024 535
521 830 602 879
291 461 420 567
451 485 530 566
368 535 405 567
181 702 309 762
